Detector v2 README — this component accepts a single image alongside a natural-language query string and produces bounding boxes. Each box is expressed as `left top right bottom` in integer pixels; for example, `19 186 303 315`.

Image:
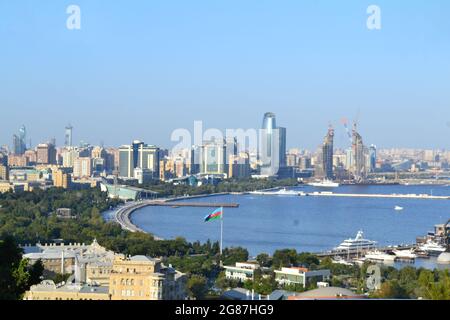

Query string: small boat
393 249 417 260
394 206 404 211
332 256 354 266
308 179 340 188
418 241 446 256
365 250 397 262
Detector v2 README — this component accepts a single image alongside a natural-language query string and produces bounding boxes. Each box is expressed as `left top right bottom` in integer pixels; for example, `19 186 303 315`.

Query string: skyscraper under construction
351 123 367 181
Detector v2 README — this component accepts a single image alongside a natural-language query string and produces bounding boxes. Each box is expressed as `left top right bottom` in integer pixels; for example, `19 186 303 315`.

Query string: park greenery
0 237 44 300
0 185 449 300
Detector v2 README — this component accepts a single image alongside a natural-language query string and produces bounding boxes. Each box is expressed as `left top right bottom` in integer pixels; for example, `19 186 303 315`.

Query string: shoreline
112 192 233 239
111 184 450 244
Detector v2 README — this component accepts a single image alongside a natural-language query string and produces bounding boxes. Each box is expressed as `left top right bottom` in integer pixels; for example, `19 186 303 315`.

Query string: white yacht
273 188 299 196
393 249 417 260
332 256 354 266
335 231 377 251
418 241 446 256
308 179 340 188
249 188 298 196
365 250 397 262
394 206 404 211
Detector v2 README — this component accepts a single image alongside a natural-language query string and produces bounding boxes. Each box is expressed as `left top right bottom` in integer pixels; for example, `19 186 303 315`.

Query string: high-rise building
65 125 73 147
189 146 201 175
0 153 8 181
53 169 72 189
278 127 287 168
73 157 93 179
36 143 57 165
62 148 79 168
119 141 159 179
105 148 119 173
351 124 367 181
259 112 283 177
228 152 251 179
225 136 238 160
12 125 27 155
321 126 334 180
200 139 227 176
368 144 377 173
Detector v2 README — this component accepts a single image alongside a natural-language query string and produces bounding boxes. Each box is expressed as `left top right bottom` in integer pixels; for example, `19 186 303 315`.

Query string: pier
305 192 450 200
113 197 239 234
149 201 239 208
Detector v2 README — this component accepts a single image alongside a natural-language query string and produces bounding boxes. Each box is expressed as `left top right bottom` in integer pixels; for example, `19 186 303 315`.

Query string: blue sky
1 0 449 150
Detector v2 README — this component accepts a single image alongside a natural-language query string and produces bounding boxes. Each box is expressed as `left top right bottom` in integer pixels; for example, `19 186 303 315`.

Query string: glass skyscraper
322 126 334 179
259 112 286 177
12 125 27 155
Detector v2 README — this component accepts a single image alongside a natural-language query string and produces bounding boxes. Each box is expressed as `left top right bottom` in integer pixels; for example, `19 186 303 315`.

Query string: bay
131 185 450 259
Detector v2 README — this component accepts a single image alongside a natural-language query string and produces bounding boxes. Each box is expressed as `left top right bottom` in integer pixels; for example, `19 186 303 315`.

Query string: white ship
393 249 417 260
365 250 397 262
249 188 298 196
272 188 299 196
308 179 340 188
332 256 354 266
335 231 377 251
418 241 446 256
394 206 404 211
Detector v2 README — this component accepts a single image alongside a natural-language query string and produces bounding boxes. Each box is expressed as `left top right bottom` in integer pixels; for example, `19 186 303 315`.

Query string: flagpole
220 207 224 256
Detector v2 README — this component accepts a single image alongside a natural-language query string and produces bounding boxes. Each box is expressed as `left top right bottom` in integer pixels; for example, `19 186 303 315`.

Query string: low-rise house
223 262 261 282
25 281 110 301
274 267 330 288
287 287 366 300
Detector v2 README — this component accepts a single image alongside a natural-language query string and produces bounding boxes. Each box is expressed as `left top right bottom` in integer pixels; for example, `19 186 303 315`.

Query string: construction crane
340 118 353 144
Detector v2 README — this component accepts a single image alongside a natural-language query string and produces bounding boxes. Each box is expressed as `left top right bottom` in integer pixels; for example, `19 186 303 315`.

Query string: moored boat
308 179 340 188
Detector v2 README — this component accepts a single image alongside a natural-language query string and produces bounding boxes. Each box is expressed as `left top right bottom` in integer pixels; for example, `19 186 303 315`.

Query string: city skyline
2 114 450 153
1 1 450 150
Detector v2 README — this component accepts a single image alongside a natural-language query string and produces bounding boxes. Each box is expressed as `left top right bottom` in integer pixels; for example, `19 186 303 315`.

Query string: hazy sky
1 0 450 150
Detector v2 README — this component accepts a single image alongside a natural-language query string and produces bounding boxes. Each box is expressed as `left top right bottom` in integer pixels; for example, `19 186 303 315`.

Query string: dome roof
437 252 450 264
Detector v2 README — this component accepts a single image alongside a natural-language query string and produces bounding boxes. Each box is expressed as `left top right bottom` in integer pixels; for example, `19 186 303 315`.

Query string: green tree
375 280 408 299
0 237 43 300
187 275 208 300
422 270 450 300
222 247 249 266
297 253 320 269
256 253 271 268
272 249 297 268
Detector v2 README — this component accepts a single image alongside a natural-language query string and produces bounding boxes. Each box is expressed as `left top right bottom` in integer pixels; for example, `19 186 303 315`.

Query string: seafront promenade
113 193 238 236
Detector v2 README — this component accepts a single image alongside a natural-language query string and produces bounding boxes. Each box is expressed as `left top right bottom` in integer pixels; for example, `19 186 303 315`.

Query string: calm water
131 185 450 261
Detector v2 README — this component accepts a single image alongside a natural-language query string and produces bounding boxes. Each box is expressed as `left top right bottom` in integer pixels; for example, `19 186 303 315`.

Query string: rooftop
289 287 366 300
